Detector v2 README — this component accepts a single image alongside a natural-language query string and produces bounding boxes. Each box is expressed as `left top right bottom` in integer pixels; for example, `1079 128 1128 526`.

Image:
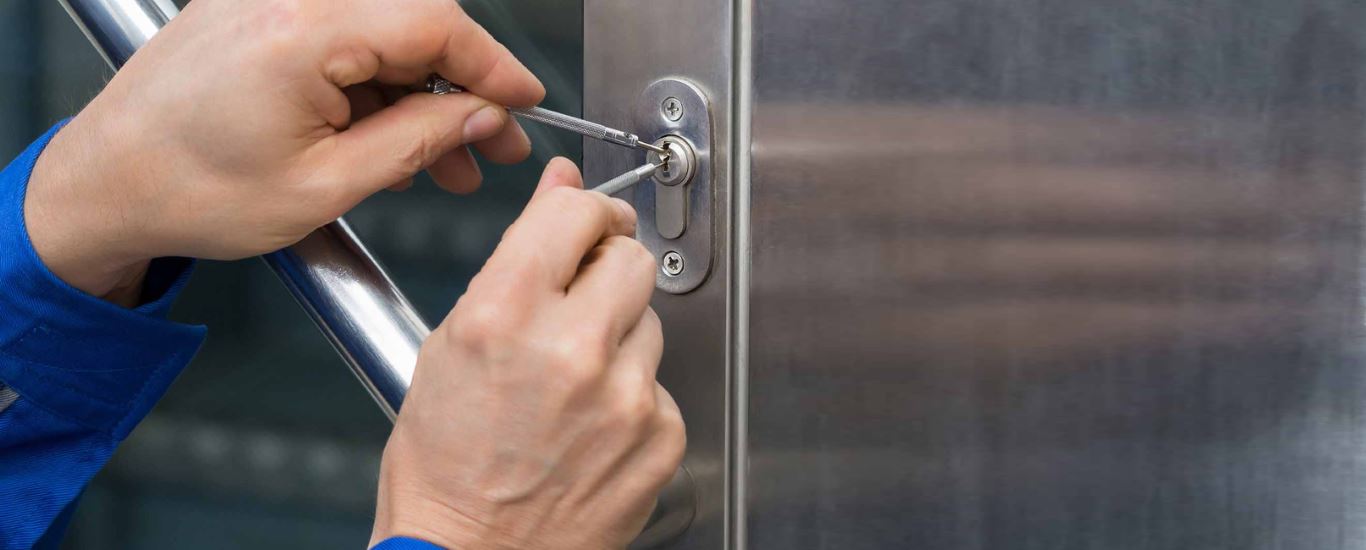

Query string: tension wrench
424 75 668 156
591 161 665 196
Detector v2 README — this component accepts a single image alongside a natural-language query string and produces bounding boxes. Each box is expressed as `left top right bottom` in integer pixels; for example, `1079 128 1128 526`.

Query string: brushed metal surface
66 0 697 542
632 79 715 295
585 1 735 549
745 1 1366 548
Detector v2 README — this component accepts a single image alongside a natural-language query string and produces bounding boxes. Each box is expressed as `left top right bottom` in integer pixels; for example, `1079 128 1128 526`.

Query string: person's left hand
24 0 544 305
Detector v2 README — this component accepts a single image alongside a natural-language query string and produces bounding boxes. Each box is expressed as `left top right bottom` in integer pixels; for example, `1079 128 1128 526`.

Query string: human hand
25 0 543 304
371 158 686 549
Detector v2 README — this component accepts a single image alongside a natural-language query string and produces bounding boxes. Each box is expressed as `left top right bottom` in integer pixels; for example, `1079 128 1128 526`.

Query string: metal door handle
58 1 692 546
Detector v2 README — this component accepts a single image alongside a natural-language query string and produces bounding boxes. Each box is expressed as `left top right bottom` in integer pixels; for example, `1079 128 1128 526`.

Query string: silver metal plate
632 79 714 294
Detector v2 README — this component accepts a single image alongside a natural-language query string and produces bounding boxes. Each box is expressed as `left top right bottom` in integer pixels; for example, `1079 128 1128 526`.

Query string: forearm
0 123 206 548
24 102 156 306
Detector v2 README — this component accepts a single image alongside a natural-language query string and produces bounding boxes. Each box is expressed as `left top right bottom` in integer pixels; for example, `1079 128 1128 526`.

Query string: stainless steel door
744 1 1366 548
591 0 1366 548
585 2 735 549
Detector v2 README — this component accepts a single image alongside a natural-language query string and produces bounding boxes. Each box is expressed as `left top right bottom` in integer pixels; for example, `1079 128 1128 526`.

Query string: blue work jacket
0 124 437 550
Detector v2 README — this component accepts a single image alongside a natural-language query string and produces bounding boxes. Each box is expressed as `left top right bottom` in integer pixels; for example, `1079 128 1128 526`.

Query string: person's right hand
371 158 687 549
26 0 543 303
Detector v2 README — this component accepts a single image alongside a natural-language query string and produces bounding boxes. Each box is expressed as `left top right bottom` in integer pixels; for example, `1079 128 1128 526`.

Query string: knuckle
322 45 379 87
657 405 687 440
639 308 664 342
393 124 441 178
402 7 455 61
452 298 518 352
250 1 306 53
602 394 654 440
627 240 658 278
451 17 507 86
642 306 662 328
470 44 509 88
655 411 687 462
544 334 609 384
602 236 655 274
484 238 548 288
611 387 656 426
652 387 686 439
542 186 592 212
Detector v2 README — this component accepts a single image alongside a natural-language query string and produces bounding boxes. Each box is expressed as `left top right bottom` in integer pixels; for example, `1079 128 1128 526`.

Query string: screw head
661 97 684 121
662 251 685 277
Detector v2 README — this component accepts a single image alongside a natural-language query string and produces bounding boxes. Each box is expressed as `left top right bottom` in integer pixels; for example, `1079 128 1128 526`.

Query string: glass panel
0 2 583 547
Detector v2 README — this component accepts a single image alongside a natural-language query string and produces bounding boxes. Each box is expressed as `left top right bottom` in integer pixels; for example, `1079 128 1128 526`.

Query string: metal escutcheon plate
633 78 714 294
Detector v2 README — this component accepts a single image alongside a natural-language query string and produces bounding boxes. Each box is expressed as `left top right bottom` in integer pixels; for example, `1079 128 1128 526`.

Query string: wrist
371 443 498 550
25 112 158 305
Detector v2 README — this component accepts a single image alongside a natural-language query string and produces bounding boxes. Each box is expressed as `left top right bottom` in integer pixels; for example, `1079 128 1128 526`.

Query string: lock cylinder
631 78 712 294
647 135 698 187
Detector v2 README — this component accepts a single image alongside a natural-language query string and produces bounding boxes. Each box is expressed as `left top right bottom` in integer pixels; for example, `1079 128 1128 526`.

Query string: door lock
645 135 698 240
632 79 713 294
649 135 697 187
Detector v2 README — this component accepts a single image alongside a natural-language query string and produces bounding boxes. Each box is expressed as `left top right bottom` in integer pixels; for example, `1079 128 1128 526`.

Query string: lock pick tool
424 75 668 156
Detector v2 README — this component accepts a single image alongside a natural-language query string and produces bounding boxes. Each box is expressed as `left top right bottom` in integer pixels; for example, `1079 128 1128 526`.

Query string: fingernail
463 106 504 142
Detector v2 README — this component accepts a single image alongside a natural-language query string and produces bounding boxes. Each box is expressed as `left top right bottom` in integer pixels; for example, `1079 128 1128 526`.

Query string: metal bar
58 3 694 546
262 223 428 419
591 161 663 196
424 75 668 155
58 0 426 419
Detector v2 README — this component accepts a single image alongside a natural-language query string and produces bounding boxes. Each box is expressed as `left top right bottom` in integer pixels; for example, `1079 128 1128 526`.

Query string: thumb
312 93 508 204
532 157 586 199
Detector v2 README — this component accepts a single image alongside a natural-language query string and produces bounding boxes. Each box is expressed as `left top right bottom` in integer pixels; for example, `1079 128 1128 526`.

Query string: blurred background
0 2 582 548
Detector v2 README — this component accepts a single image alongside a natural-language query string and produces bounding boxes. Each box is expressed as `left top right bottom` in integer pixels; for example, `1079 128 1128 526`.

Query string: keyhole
647 135 694 189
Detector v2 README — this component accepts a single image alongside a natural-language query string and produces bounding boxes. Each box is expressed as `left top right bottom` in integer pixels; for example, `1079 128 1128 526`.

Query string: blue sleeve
371 537 446 550
0 122 206 549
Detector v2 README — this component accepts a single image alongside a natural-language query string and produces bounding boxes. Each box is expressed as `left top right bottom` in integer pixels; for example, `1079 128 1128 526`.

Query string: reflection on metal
633 79 715 295
64 0 696 544
602 1 1366 549
264 223 428 419
744 1 1366 549
58 0 175 69
629 466 699 550
59 0 428 420
647 135 697 240
586 0 735 547
648 136 697 188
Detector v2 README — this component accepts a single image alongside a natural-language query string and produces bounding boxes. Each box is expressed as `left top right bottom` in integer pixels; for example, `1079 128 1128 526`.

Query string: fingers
613 308 664 383
428 147 482 194
533 157 584 196
343 85 387 123
343 85 416 191
647 383 686 465
568 237 658 341
431 7 546 107
428 121 530 195
327 0 544 107
487 160 637 290
312 92 507 203
473 120 533 165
